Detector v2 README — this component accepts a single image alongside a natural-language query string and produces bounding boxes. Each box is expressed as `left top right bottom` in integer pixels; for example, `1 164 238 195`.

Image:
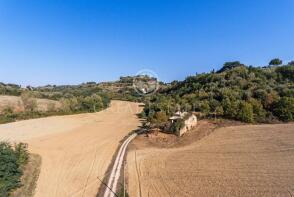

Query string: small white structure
168 111 197 136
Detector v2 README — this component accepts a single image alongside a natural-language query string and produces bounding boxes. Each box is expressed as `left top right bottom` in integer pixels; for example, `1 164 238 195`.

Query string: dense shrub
217 61 245 73
269 58 282 66
273 97 294 121
0 83 21 96
170 119 185 133
276 65 294 81
153 111 168 123
238 101 254 123
0 142 29 196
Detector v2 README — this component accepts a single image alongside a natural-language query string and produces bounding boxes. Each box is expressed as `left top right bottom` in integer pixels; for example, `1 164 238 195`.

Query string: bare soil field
0 95 61 113
0 100 142 197
127 123 294 197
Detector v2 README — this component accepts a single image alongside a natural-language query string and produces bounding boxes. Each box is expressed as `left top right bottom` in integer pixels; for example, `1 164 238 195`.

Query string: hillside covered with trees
142 60 294 124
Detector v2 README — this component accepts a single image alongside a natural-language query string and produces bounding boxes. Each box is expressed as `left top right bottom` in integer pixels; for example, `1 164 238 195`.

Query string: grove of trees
142 60 294 124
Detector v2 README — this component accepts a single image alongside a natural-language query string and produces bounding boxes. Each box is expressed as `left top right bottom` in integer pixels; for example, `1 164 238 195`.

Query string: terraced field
127 123 294 197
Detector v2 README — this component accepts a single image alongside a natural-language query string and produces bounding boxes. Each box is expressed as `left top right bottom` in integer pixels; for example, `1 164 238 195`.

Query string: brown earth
11 154 42 197
127 122 294 197
0 95 61 113
0 100 143 197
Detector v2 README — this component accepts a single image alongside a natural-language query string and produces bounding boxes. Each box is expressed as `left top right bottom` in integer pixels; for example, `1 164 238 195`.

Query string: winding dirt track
0 100 142 197
127 123 294 197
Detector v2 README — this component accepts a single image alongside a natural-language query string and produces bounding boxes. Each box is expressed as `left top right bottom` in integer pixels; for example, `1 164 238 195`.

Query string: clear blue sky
0 0 293 86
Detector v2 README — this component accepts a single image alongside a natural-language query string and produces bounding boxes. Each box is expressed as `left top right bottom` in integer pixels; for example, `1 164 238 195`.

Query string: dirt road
127 123 294 197
103 132 138 197
0 100 142 197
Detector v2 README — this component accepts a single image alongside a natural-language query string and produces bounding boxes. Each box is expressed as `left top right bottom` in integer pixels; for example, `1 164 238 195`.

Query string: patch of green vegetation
0 111 67 124
0 88 111 124
0 83 22 96
0 142 29 196
170 119 185 133
142 61 294 124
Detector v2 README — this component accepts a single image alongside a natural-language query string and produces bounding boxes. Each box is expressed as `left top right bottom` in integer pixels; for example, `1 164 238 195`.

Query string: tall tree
269 58 282 66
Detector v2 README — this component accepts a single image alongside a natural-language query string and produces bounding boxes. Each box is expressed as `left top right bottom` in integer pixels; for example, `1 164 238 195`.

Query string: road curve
0 100 143 197
103 132 138 197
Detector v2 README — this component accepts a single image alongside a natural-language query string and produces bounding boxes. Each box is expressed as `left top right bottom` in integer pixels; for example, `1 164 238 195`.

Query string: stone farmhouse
169 111 197 136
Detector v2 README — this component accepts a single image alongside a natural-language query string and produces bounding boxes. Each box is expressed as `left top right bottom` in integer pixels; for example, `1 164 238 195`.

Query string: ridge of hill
0 75 161 102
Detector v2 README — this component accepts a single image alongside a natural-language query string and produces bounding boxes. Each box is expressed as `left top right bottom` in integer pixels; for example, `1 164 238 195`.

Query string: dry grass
127 123 294 197
0 95 61 113
11 154 42 197
0 100 142 197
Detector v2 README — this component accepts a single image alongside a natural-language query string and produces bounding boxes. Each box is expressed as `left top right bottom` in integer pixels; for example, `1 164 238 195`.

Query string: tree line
0 88 110 124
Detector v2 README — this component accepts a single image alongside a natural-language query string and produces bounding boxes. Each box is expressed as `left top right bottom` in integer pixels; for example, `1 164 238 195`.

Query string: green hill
142 63 294 123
